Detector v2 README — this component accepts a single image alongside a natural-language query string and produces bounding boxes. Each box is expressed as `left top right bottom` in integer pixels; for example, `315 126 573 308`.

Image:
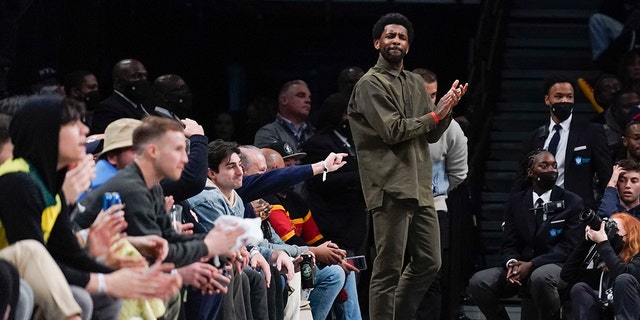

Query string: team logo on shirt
574 156 590 165
549 228 563 237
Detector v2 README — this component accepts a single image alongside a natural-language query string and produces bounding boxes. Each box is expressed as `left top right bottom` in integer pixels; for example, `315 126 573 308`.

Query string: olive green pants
369 194 441 320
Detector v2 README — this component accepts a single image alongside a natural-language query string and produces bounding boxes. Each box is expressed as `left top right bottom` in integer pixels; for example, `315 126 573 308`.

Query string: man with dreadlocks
469 150 584 320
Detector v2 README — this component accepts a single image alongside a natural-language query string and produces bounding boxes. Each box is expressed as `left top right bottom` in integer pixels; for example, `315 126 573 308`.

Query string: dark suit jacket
512 119 613 209
301 128 367 250
90 93 151 134
502 186 584 269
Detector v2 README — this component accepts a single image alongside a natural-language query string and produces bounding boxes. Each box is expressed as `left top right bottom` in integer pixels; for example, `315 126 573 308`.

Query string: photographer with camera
469 150 584 320
598 160 640 218
561 212 640 320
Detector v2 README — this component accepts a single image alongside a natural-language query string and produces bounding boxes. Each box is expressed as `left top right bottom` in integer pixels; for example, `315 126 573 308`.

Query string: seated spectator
235 144 362 320
262 150 362 320
469 150 583 319
0 96 182 319
266 140 309 199
561 212 640 320
603 88 640 159
267 140 306 167
254 80 315 153
590 74 621 123
74 116 242 319
152 74 193 121
598 160 640 218
86 118 141 195
91 59 154 134
623 119 640 162
80 116 208 203
186 140 296 320
262 148 285 170
64 70 101 126
595 74 622 110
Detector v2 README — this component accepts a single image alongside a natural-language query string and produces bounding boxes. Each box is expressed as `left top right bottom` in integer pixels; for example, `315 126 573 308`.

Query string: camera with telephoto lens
579 209 618 234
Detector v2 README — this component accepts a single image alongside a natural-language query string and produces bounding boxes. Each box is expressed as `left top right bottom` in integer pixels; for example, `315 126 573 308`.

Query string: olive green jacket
347 56 451 210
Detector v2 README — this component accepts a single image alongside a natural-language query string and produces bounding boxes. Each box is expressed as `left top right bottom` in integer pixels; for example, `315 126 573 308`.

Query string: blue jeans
589 13 624 60
333 271 362 320
309 264 344 320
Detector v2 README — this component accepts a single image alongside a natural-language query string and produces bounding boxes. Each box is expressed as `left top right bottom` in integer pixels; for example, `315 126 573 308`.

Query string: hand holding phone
345 255 367 271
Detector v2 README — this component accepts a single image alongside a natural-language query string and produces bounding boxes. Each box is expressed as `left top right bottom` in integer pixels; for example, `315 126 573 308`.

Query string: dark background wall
8 0 480 135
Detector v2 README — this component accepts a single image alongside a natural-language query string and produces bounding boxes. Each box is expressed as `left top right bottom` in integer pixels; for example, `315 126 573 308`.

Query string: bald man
91 59 154 134
153 74 193 120
261 148 285 170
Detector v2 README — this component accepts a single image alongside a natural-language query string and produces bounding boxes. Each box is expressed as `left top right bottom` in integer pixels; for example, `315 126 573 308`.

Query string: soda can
102 192 113 211
111 192 122 206
102 192 122 212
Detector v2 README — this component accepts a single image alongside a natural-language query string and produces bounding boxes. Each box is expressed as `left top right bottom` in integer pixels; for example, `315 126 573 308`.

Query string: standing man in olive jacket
347 12 468 320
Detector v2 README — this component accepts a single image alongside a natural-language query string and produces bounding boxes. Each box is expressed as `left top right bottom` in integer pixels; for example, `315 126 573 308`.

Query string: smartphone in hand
345 255 367 271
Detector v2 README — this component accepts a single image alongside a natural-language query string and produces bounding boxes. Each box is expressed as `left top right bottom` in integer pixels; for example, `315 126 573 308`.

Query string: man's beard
380 46 405 64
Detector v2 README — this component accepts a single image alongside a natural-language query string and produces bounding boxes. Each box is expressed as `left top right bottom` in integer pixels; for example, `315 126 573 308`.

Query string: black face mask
82 90 101 110
534 171 558 191
166 92 193 112
551 102 574 122
120 79 151 104
610 234 624 254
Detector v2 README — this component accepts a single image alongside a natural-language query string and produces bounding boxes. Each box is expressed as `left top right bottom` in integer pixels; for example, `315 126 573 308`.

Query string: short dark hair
617 159 640 173
612 87 639 110
63 70 93 96
595 73 620 89
413 68 437 83
207 139 241 173
626 119 640 136
132 116 184 154
278 80 308 99
543 75 574 96
372 13 414 43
